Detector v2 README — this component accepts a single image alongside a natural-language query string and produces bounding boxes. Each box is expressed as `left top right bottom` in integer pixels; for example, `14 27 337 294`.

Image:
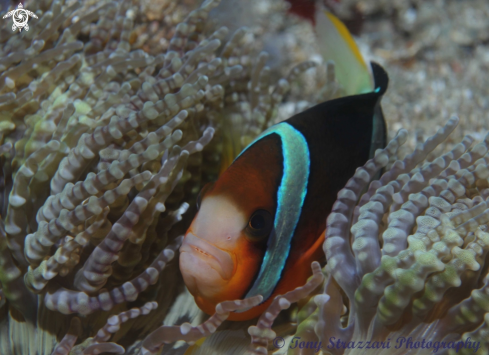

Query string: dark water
0 0 20 12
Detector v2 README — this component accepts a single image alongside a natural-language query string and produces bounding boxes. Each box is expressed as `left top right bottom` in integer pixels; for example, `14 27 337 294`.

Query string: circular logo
3 3 38 32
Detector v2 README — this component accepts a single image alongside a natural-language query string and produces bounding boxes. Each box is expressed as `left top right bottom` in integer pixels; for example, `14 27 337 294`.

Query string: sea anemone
315 116 489 355
0 0 320 353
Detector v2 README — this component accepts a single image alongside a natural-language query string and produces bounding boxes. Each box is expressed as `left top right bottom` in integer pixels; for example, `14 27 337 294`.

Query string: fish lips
180 232 234 280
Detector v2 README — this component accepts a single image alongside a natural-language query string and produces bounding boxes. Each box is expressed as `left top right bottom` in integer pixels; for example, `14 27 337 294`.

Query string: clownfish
179 60 388 321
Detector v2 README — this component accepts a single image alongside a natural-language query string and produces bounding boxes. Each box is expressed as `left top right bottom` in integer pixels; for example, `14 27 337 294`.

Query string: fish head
179 135 282 316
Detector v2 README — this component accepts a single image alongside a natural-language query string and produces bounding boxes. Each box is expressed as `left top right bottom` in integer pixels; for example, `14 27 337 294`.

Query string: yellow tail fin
315 10 373 96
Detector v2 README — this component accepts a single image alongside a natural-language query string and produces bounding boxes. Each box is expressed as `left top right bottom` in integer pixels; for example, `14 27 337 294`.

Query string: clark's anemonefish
179 61 389 321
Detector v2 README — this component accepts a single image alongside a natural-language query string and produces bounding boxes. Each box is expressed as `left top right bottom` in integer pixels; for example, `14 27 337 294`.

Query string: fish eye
246 209 273 241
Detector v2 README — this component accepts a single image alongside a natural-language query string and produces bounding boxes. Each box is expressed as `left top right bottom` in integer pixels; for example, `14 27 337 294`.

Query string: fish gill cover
0 0 488 354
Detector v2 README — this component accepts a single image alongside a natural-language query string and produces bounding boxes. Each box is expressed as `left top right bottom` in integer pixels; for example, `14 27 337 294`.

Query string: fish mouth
180 232 234 280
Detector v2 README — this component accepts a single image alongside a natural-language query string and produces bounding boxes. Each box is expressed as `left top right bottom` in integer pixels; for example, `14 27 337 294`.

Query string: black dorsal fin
282 62 389 268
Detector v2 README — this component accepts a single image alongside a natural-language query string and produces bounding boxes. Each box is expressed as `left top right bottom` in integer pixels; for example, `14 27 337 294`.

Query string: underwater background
0 0 489 354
